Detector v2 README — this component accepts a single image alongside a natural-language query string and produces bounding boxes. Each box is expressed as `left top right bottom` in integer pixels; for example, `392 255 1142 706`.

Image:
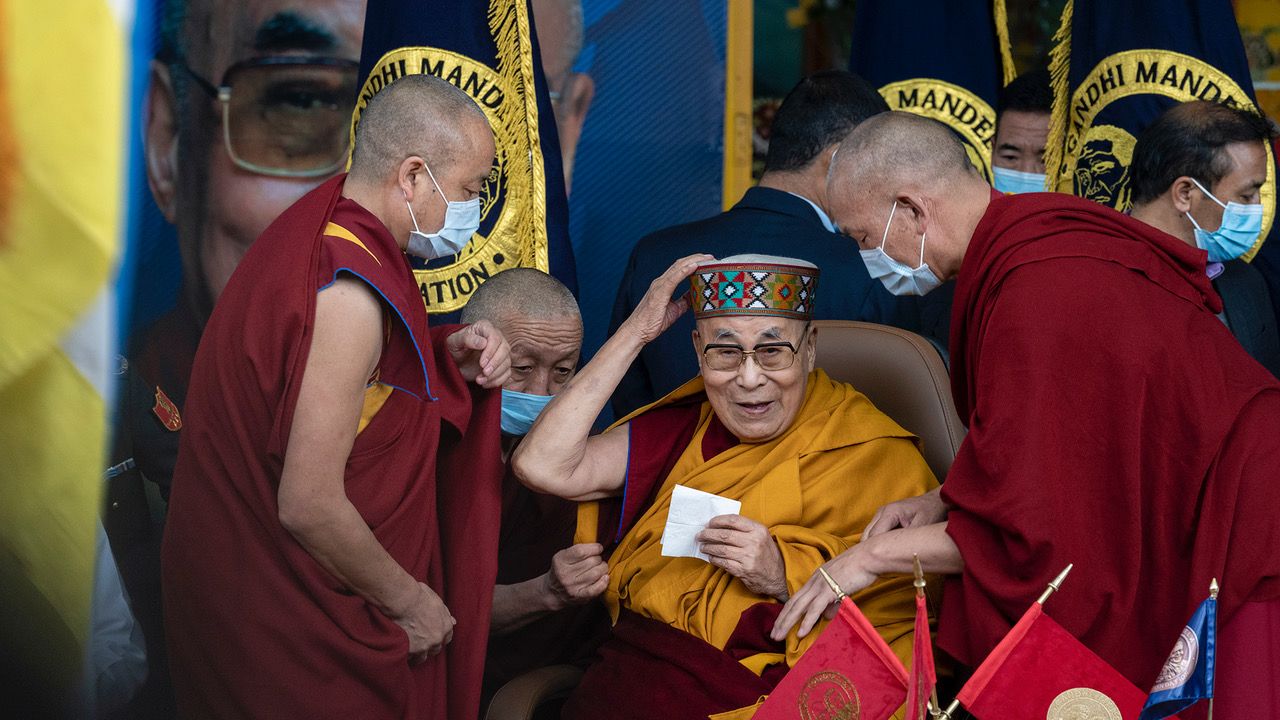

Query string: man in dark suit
1128 100 1280 378
608 70 911 417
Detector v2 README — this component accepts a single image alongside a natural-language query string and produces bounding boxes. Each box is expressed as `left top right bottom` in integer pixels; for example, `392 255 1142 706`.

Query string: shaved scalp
461 268 581 326
349 74 490 182
829 111 975 195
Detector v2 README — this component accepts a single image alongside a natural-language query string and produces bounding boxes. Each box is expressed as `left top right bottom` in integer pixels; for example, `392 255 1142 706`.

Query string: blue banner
849 0 1010 182
356 0 577 317
1044 0 1276 261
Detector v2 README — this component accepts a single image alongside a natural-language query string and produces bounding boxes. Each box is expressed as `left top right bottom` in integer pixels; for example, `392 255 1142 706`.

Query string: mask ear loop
881 201 898 249
918 230 927 269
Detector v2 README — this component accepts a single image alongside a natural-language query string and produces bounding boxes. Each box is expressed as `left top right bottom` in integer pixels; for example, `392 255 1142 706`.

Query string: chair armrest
484 664 585 720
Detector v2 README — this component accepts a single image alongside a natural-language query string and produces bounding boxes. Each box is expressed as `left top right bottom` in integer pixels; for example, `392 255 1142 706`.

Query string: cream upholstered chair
484 320 966 720
810 320 964 480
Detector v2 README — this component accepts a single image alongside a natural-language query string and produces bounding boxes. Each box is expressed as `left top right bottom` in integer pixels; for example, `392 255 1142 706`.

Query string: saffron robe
567 370 938 718
161 175 504 720
940 192 1280 699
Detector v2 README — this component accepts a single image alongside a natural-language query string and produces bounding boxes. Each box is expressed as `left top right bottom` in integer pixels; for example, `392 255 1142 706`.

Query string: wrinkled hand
543 543 609 611
770 546 878 642
620 254 715 345
697 514 788 601
861 487 948 539
390 582 456 664
446 320 511 389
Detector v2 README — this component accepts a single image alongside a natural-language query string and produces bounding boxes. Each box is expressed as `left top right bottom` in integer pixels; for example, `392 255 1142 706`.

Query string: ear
803 325 818 372
814 142 840 178
398 156 425 201
1170 176 1198 214
559 72 595 135
691 328 704 372
144 61 180 222
895 192 931 236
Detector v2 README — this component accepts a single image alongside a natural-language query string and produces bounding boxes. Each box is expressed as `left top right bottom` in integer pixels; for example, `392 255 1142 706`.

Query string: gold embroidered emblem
1045 687 1122 720
152 387 182 432
1150 625 1199 692
349 0 551 313
1047 48 1276 260
880 78 998 183
798 670 861 720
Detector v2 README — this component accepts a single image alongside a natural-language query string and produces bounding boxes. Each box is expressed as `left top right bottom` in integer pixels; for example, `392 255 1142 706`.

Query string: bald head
349 74 491 183
463 269 582 395
829 112 974 197
826 112 993 285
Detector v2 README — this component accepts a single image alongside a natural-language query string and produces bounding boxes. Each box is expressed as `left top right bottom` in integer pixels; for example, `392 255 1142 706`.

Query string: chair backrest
812 320 966 480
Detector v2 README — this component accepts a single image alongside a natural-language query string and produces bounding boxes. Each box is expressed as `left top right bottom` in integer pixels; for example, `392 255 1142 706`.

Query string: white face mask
404 161 481 260
859 201 943 296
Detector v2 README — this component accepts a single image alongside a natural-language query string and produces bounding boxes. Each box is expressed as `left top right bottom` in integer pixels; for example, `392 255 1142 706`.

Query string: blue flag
355 0 577 318
1044 0 1276 261
1138 594 1217 720
849 0 1013 182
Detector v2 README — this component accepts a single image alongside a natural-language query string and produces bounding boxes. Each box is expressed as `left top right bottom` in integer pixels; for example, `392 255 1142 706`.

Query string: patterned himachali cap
688 254 819 320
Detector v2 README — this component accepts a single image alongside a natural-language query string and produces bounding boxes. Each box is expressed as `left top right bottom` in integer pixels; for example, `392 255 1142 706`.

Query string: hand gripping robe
161 175 504 720
566 369 938 719
939 192 1280 708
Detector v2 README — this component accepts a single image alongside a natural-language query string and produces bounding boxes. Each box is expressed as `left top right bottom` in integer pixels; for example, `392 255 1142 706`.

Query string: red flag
906 594 936 720
957 603 1174 720
755 597 908 720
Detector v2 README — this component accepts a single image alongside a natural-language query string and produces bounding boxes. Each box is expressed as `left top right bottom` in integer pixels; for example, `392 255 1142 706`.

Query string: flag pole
1208 577 1219 720
915 555 943 719
1036 563 1074 605
937 565 1075 720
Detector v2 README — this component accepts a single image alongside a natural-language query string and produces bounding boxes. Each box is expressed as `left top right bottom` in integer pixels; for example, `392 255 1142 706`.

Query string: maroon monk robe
161 174 503 720
939 191 1280 695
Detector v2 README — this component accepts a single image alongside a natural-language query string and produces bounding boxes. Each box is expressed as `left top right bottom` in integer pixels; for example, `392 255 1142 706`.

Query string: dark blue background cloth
569 0 728 366
848 0 1002 107
358 0 577 323
607 186 915 418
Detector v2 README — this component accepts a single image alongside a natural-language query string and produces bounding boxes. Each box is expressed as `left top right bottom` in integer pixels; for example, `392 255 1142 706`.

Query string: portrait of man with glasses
508 254 937 717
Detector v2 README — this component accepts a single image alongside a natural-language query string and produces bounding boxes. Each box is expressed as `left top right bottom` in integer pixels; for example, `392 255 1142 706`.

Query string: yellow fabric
584 369 938 678
0 0 126 693
324 222 381 265
357 382 394 435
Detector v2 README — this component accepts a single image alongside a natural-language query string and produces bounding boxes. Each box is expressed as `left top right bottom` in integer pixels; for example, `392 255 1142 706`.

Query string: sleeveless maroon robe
940 192 1280 709
162 175 503 719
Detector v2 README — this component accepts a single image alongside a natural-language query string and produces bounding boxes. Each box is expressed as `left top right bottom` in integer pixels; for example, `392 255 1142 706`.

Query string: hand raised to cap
620 253 715 345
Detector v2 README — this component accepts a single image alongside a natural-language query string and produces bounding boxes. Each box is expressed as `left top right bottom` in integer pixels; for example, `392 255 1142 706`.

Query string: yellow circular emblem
350 44 550 312
1051 49 1275 260
1045 687 1122 720
880 79 998 183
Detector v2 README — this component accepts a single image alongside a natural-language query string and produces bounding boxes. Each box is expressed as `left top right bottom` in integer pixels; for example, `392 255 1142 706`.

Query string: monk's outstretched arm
512 254 712 501
770 522 962 641
277 277 453 663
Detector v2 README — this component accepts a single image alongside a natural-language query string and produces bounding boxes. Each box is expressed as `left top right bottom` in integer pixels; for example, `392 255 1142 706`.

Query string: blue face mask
1186 177 1264 262
500 389 554 436
991 166 1047 195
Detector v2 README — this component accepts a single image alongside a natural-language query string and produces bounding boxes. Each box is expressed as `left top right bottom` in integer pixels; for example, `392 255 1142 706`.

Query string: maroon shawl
162 175 503 719
940 192 1280 689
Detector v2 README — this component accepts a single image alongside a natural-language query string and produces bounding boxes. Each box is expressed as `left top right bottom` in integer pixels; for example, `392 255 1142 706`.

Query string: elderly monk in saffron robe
162 76 511 720
775 112 1280 717
512 254 937 719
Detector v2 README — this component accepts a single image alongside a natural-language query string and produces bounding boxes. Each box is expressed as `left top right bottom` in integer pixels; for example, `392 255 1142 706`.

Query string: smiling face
692 315 816 443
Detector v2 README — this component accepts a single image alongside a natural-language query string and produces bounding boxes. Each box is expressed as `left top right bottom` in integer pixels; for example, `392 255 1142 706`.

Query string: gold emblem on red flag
798 671 860 720
152 387 182 432
1046 687 1121 720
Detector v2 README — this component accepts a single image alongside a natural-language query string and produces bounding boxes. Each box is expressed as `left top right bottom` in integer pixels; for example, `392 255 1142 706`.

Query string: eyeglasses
701 325 810 372
169 55 360 178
